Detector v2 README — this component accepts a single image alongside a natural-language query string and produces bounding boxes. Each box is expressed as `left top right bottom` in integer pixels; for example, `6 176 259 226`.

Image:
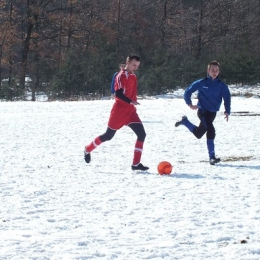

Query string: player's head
119 63 125 70
207 60 220 80
125 54 140 74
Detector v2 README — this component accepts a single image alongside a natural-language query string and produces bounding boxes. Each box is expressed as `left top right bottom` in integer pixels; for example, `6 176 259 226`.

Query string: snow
1 96 260 259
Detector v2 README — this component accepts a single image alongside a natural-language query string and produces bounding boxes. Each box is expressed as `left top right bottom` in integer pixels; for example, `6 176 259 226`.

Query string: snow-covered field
1 97 260 259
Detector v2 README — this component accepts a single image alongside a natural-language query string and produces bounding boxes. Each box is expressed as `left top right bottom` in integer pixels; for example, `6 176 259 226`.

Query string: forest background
0 0 259 101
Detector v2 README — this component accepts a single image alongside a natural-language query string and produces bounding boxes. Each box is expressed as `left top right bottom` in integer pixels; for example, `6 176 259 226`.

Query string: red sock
85 136 102 153
132 140 144 165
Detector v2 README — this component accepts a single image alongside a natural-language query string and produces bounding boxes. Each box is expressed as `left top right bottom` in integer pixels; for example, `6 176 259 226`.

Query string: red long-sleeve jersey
108 69 141 130
114 70 137 103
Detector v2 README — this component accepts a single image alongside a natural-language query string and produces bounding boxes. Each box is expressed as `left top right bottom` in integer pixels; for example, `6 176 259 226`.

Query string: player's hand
189 104 198 110
224 113 229 122
130 100 140 105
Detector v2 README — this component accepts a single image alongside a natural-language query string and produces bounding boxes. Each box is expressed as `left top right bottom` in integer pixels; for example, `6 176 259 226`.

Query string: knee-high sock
132 140 144 165
182 118 196 132
85 136 102 153
207 139 215 159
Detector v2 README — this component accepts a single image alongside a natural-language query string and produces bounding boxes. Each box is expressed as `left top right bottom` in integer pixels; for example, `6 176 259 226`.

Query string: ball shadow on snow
216 163 260 170
172 173 205 179
215 156 260 170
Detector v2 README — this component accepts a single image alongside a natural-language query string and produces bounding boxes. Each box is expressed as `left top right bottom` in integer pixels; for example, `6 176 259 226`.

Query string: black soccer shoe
131 163 149 171
210 157 221 165
84 151 91 163
175 116 187 127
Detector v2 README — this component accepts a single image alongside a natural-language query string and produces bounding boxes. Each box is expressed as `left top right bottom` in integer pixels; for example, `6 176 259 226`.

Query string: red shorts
108 101 142 130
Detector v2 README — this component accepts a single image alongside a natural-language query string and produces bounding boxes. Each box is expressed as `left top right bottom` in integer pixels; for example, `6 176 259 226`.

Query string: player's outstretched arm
115 88 132 103
130 100 140 105
224 112 229 122
188 104 198 110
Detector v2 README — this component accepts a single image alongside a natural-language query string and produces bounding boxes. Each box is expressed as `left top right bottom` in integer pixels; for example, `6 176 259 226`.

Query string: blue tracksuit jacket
184 76 231 115
110 72 118 94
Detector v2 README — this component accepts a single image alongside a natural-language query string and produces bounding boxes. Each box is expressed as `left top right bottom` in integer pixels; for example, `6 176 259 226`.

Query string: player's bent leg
175 116 196 132
84 136 102 163
192 110 208 139
206 124 219 165
128 123 149 171
192 124 207 139
99 127 116 142
128 122 146 142
84 128 116 164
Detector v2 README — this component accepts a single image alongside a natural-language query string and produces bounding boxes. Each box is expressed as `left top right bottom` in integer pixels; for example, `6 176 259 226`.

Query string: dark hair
127 54 140 62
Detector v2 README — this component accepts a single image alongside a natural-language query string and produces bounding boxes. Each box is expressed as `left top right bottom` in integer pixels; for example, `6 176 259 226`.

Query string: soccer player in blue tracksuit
175 60 231 165
110 63 125 96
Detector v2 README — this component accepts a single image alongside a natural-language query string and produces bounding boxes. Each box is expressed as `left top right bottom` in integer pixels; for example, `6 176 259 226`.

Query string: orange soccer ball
157 161 173 175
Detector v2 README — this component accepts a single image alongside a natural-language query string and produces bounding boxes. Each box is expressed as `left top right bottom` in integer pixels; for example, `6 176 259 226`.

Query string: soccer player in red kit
84 54 149 171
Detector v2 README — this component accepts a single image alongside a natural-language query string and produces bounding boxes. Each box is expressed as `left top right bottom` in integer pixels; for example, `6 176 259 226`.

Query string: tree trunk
20 1 38 90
